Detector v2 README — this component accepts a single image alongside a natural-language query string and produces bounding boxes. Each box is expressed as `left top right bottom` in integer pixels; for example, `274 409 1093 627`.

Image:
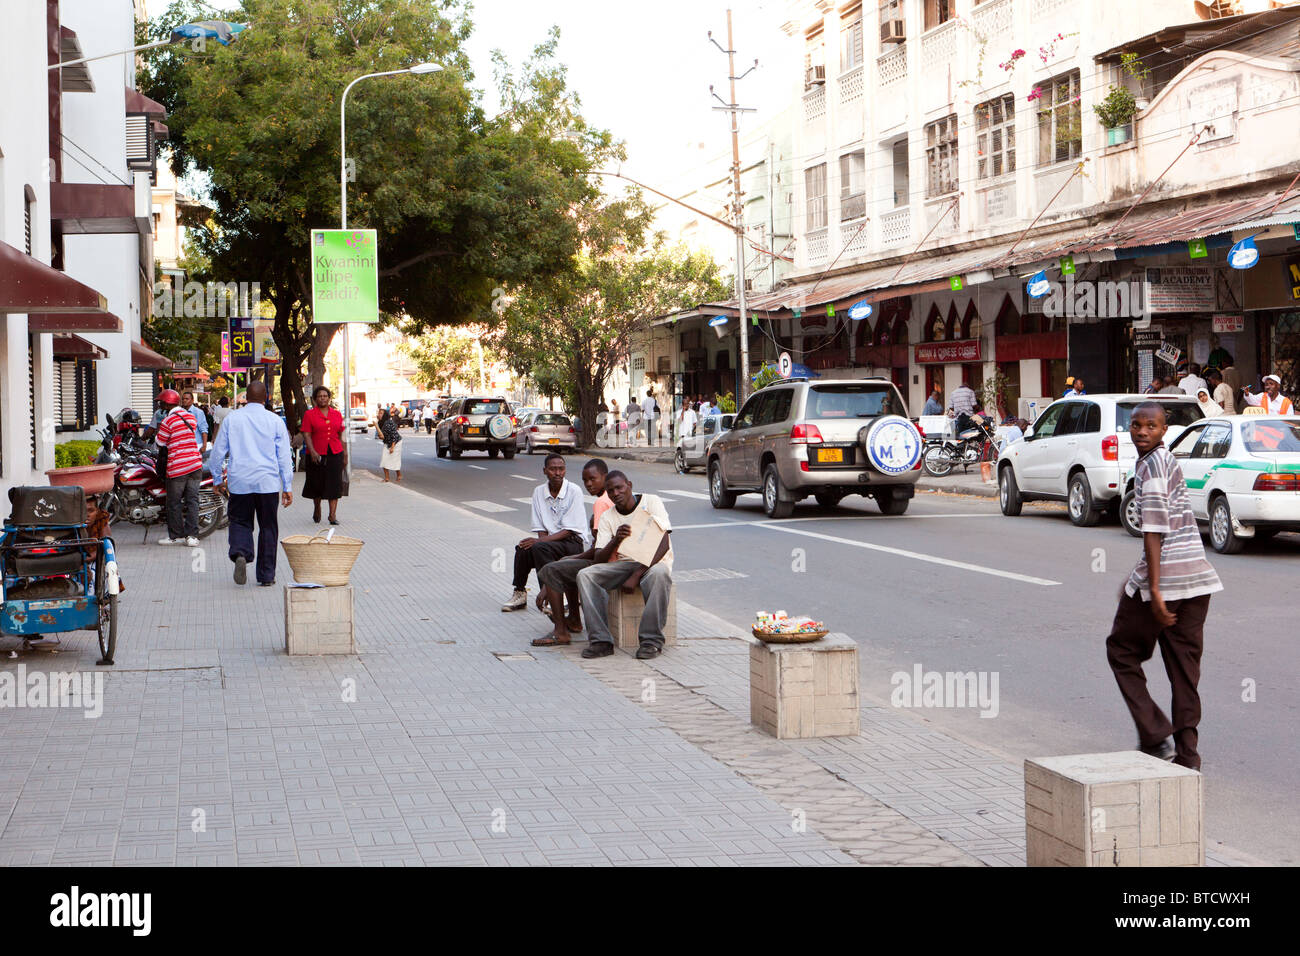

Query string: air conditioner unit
880 19 905 44
805 64 826 87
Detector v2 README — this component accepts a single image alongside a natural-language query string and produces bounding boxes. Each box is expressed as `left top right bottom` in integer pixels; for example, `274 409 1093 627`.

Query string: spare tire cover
863 416 923 475
487 414 513 440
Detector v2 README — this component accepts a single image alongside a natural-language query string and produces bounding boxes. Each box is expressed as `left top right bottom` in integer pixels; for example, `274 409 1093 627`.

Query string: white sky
150 0 796 192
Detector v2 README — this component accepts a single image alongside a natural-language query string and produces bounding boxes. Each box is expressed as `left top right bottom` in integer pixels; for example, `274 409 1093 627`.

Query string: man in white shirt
679 402 698 439
578 471 673 660
422 401 436 434
1177 363 1207 398
1241 373 1295 415
640 391 658 447
501 454 590 611
699 398 713 419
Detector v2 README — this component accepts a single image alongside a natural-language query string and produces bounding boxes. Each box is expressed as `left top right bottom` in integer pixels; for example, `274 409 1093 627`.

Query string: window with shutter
925 115 958 197
976 94 1016 179
805 163 828 230
125 113 154 171
840 6 863 72
1037 70 1082 166
28 336 36 468
839 151 866 221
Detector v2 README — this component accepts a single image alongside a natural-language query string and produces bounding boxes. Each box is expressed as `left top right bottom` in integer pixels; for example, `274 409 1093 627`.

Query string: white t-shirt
422 404 435 420
699 402 713 418
595 494 673 571
680 409 698 437
213 405 231 424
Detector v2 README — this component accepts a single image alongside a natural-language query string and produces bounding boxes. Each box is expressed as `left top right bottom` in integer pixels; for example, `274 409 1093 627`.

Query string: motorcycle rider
947 381 978 435
154 389 204 547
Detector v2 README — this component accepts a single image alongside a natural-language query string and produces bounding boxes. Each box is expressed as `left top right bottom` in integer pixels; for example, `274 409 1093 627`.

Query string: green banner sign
1188 238 1208 259
310 228 379 323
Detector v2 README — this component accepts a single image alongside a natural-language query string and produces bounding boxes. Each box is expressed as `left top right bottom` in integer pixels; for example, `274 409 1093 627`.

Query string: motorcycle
95 414 226 541
922 413 999 477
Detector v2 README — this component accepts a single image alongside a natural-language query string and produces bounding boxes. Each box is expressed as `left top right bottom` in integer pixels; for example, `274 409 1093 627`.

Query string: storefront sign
1212 314 1245 333
914 339 981 364
1156 342 1182 366
1144 267 1215 313
1285 256 1300 299
1134 327 1162 347
175 349 198 373
227 317 256 369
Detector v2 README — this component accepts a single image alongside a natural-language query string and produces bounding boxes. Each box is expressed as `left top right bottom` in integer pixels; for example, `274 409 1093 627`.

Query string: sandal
565 617 583 634
531 635 571 647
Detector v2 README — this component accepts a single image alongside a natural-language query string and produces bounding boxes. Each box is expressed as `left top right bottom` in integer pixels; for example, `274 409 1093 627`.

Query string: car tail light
568 427 576 434
456 416 468 426
800 461 809 472
510 416 518 426
1102 434 1119 461
789 423 824 444
1253 472 1298 491
530 426 540 433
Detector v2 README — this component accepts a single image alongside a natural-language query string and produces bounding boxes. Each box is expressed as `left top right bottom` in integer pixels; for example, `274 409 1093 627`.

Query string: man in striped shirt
1106 402 1222 770
154 388 204 547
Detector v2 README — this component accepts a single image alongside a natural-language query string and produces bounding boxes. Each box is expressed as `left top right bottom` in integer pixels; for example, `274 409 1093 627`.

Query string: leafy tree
499 197 731 447
401 325 497 393
139 1 615 429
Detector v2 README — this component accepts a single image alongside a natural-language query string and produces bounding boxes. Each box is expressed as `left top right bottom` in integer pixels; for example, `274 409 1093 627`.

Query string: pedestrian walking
1206 369 1235 415
422 401 435 434
153 388 203 547
1105 402 1221 769
680 401 698 439
1177 363 1208 398
211 396 231 440
378 408 402 482
208 380 292 587
502 453 589 612
301 385 347 525
641 391 657 446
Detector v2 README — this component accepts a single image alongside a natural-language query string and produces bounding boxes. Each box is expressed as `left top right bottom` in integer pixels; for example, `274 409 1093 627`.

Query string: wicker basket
752 627 828 645
280 533 364 586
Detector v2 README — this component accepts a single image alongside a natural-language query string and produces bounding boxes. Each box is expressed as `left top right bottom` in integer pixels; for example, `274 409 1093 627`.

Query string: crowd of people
595 391 720 446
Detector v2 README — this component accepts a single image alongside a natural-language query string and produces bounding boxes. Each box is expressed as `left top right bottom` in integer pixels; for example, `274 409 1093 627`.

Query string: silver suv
435 396 518 459
707 377 923 518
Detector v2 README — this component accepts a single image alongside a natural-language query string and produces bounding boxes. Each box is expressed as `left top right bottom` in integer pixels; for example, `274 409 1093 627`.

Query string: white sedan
1120 415 1300 553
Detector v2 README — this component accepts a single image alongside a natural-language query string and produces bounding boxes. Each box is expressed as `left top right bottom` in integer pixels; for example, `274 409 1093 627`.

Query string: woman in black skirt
301 385 347 523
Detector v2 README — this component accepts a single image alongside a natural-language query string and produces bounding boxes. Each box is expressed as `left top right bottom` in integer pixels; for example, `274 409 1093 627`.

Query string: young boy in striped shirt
1106 402 1222 770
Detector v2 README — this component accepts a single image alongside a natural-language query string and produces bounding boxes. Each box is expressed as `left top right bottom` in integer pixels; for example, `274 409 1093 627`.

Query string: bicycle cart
0 486 119 665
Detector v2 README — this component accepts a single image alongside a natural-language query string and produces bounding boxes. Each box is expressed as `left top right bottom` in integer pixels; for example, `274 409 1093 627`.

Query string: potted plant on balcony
1095 84 1138 146
46 440 116 494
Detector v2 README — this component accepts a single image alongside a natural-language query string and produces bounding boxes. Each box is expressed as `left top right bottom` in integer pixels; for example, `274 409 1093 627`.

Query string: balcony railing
839 217 870 259
803 85 826 124
974 0 1013 38
1031 0 1070 20
878 46 906 89
806 227 829 265
920 19 958 72
880 207 911 247
839 65 864 106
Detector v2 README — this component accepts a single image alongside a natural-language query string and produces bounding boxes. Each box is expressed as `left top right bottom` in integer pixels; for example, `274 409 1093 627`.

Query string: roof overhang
58 27 94 93
52 333 109 360
131 340 173 370
1095 7 1300 63
0 240 109 314
49 182 149 235
28 311 124 333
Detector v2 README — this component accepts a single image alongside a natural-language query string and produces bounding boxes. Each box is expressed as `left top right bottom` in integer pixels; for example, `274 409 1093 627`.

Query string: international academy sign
310 229 379 323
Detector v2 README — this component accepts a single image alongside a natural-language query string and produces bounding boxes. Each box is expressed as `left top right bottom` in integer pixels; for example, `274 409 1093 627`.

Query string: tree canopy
139 0 619 428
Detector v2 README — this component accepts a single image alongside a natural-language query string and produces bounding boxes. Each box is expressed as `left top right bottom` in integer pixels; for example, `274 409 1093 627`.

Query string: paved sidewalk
0 469 1252 865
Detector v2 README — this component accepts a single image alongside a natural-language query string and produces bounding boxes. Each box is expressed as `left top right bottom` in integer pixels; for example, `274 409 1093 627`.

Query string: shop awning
52 334 109 360
49 182 149 236
131 340 173 370
28 311 124 333
58 27 94 93
0 239 109 314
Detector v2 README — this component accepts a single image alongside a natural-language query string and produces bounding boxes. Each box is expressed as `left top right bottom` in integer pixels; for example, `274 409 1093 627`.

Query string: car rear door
754 387 795 478
730 392 770 487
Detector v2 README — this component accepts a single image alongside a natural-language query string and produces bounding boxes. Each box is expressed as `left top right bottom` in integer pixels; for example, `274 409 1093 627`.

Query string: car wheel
1120 488 1141 538
708 460 736 509
877 487 909 515
1209 495 1245 554
762 465 794 519
502 447 515 460
999 466 1023 517
488 447 499 459
436 434 448 459
814 491 843 509
525 437 534 455
449 440 462 460
1068 472 1101 527
674 447 688 474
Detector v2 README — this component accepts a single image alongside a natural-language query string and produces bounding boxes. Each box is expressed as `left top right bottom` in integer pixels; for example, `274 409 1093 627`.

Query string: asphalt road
347 427 1298 864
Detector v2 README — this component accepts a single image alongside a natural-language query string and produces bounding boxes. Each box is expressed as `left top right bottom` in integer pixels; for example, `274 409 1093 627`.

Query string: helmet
118 407 141 424
157 388 181 406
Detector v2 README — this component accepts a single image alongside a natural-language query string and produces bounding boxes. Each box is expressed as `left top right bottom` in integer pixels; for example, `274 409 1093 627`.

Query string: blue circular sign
865 416 922 475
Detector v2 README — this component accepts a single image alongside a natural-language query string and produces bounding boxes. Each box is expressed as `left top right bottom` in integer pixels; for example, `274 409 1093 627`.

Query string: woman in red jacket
301 385 347 524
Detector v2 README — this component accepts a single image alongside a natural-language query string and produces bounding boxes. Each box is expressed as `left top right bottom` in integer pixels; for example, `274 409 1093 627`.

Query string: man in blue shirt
922 388 943 416
207 381 293 586
180 391 209 448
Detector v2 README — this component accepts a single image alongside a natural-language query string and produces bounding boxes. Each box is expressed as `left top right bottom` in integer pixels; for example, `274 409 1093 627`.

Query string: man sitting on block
578 470 673 660
531 458 612 647
501 453 589 611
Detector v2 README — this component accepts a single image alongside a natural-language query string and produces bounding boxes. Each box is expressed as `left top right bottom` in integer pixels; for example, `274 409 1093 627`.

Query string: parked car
435 396 518 459
706 378 922 518
997 394 1203 526
1118 414 1300 553
347 407 370 434
516 411 578 454
675 413 735 473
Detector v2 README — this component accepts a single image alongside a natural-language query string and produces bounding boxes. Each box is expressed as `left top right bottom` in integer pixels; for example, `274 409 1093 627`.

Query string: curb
916 478 997 498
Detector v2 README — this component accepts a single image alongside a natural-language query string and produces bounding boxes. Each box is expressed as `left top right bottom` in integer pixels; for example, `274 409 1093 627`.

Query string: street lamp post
338 63 441 477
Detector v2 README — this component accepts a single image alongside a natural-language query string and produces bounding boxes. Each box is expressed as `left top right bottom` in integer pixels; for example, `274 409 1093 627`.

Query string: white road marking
754 523 1061 586
658 489 711 500
672 513 999 530
468 465 487 471
511 474 535 481
510 498 533 505
461 500 516 513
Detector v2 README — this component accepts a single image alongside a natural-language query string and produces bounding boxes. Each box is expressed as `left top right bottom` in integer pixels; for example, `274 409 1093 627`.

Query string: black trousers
228 491 280 585
165 471 200 539
512 537 584 590
1105 590 1210 770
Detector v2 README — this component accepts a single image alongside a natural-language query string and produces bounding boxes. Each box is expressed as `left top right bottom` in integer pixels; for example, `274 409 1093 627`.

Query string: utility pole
710 9 757 401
